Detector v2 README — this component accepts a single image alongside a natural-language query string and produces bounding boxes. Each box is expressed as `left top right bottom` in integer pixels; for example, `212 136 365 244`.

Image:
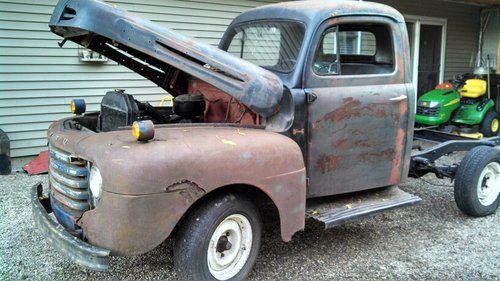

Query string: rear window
323 31 376 56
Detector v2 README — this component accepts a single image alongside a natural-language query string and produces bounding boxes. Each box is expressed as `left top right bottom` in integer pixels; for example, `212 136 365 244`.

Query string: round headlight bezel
89 165 103 206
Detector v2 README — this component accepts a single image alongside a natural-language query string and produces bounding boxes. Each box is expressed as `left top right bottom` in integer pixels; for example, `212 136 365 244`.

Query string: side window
228 26 281 67
226 22 305 72
313 23 394 76
322 32 338 55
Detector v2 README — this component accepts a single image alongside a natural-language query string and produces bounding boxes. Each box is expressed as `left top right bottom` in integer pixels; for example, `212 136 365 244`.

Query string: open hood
49 0 284 118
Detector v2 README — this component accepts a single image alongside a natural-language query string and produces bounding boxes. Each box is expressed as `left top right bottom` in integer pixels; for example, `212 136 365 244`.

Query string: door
405 17 447 97
305 17 410 198
417 25 443 95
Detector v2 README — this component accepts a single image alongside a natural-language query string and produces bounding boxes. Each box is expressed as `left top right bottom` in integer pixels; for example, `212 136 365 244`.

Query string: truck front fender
74 125 306 255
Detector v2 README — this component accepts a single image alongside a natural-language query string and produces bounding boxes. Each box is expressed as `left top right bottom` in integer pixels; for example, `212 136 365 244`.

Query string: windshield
224 21 305 73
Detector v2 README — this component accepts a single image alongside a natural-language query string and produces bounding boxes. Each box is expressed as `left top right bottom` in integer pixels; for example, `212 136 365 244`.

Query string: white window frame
404 15 447 96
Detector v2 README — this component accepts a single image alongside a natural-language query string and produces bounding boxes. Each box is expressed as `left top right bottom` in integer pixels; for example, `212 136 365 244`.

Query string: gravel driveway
1 152 499 280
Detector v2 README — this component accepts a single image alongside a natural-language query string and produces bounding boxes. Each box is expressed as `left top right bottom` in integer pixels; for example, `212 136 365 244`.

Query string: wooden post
497 36 500 74
497 37 500 112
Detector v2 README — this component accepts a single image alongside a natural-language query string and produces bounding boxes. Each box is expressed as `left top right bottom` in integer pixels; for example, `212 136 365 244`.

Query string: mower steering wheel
452 75 465 90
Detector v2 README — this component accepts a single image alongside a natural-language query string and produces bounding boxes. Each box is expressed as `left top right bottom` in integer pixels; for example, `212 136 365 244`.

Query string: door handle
389 95 407 101
305 89 317 104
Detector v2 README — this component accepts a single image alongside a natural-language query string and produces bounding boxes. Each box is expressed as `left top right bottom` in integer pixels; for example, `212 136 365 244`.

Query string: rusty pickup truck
32 0 500 280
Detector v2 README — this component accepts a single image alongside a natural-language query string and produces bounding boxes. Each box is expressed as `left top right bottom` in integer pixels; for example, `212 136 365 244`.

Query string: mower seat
459 79 486 98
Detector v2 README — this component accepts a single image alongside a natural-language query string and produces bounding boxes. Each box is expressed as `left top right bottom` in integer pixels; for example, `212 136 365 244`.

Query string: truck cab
32 0 500 280
221 4 414 197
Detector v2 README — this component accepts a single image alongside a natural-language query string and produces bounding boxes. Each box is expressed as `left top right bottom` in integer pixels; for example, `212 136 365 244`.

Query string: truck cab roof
230 0 405 27
219 0 405 89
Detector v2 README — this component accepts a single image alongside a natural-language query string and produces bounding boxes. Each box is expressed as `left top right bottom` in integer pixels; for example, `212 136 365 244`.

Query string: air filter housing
99 90 139 132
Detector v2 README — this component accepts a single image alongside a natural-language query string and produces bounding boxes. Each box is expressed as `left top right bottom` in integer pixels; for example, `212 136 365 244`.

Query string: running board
306 186 421 229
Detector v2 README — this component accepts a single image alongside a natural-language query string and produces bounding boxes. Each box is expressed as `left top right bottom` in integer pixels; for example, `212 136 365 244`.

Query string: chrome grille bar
49 166 87 189
50 158 87 177
48 146 90 213
51 190 90 211
50 176 89 200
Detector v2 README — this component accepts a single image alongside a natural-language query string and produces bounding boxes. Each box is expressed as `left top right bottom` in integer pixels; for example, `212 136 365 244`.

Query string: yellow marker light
70 99 86 115
132 120 155 142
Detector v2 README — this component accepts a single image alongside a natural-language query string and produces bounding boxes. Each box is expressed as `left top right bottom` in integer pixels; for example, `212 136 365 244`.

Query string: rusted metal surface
187 79 259 125
409 136 500 179
306 186 421 229
48 144 90 234
303 16 413 198
49 0 283 118
49 176 89 200
48 120 306 255
221 0 405 89
227 0 405 30
42 0 416 262
31 183 110 271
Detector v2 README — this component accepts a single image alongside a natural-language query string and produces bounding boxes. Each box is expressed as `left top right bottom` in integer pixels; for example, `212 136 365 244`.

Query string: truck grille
49 146 89 232
416 105 440 117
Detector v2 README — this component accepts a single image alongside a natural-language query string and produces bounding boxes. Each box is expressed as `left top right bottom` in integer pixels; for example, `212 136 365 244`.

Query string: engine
98 90 205 132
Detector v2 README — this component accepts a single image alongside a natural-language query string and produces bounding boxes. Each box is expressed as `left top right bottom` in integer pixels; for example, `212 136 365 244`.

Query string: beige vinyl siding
0 0 281 157
376 0 481 80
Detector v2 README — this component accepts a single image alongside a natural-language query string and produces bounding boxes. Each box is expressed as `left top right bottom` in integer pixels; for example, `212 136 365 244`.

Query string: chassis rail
409 136 500 179
413 128 482 143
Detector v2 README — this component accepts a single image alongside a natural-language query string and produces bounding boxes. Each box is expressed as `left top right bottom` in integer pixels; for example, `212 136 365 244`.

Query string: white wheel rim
477 162 500 206
207 214 252 280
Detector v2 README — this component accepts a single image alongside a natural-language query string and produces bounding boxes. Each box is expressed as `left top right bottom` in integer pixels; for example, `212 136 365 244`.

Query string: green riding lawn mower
415 75 500 138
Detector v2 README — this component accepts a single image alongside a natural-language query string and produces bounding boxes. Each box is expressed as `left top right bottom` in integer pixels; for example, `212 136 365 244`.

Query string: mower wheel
454 146 500 217
479 109 500 137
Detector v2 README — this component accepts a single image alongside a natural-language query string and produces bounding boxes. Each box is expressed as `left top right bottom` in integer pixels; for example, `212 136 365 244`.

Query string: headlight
89 166 103 206
418 101 440 108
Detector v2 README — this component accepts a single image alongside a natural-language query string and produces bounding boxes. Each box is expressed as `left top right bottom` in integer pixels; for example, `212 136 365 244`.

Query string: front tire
479 109 500 137
454 146 500 217
174 193 262 281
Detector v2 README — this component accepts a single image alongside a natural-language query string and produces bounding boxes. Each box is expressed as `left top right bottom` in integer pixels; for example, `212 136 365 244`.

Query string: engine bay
73 79 260 133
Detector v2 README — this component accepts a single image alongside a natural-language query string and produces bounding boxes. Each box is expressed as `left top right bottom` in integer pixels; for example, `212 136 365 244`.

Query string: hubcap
477 162 500 206
491 119 499 133
207 214 252 280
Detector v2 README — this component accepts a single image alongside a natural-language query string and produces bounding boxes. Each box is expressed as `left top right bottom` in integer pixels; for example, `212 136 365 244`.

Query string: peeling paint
165 181 206 203
316 154 342 174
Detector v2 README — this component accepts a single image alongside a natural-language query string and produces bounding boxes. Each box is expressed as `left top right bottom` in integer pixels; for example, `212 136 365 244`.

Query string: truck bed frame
411 129 500 179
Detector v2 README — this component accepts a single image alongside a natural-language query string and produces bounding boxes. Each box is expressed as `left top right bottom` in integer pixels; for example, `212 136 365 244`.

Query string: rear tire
479 109 500 137
454 146 500 217
174 193 262 281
